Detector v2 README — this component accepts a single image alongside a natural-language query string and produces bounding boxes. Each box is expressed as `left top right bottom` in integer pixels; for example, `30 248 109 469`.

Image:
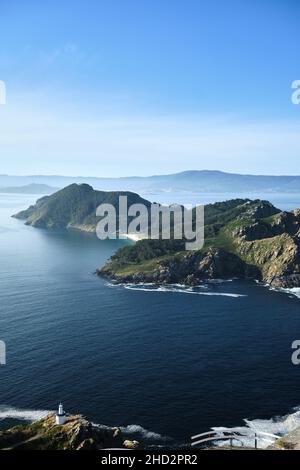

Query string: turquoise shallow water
1 193 300 446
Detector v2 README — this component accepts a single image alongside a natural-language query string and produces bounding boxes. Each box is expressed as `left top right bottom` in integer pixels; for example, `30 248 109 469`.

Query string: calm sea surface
1 192 300 446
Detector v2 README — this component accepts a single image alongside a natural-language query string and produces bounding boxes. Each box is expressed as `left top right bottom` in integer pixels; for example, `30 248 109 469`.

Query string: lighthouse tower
55 403 67 425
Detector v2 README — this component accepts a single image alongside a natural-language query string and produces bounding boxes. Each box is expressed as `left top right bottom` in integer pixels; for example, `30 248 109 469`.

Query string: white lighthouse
55 403 67 425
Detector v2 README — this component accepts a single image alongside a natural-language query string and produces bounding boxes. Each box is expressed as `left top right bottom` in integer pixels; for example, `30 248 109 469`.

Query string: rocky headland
98 200 300 289
0 413 139 450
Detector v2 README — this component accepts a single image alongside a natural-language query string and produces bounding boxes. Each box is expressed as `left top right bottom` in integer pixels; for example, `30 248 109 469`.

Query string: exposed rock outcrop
99 199 300 289
0 413 128 451
99 248 260 285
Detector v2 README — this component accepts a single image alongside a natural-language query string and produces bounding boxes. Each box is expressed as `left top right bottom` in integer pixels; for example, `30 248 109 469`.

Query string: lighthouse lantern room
55 403 67 425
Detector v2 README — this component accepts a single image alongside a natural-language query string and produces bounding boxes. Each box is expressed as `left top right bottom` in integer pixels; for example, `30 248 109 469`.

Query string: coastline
2 403 300 450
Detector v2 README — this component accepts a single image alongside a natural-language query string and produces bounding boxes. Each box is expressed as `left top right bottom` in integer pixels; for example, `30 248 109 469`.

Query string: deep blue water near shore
1 193 300 445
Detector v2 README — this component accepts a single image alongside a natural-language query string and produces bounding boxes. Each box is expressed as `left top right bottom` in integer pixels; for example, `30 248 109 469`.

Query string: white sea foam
206 278 235 284
123 284 246 298
212 406 300 449
92 422 168 443
0 405 168 444
3 405 300 449
0 405 50 422
269 285 300 299
281 288 300 299
199 292 245 297
120 424 166 441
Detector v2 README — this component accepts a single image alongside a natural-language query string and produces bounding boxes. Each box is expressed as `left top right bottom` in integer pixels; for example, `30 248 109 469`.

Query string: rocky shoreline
98 248 256 285
98 247 300 289
0 413 140 450
98 201 300 290
2 411 300 451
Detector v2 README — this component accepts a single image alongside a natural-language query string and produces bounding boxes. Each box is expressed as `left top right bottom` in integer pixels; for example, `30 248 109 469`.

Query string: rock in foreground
0 413 136 450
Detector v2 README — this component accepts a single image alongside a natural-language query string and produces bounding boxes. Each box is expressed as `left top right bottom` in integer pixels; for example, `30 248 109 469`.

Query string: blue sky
0 0 300 176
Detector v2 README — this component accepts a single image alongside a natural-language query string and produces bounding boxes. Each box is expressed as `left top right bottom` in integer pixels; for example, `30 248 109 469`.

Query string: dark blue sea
1 192 300 447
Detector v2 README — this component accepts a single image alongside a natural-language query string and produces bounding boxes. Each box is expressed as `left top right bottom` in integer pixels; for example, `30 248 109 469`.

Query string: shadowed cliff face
99 248 260 285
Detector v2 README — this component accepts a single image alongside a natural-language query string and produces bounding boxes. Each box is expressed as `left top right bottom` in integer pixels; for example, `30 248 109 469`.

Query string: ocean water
1 193 300 447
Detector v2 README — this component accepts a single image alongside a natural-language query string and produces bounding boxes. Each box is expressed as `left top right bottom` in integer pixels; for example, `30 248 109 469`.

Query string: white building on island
55 403 67 425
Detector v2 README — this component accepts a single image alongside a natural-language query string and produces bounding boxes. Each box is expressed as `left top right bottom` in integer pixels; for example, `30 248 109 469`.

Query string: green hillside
13 183 151 232
99 199 300 288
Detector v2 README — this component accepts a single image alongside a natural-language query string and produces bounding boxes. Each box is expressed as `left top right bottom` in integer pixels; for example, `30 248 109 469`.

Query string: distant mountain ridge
3 170 300 193
0 183 58 194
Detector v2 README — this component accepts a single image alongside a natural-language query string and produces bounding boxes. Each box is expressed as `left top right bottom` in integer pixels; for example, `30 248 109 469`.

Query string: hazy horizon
3 168 300 179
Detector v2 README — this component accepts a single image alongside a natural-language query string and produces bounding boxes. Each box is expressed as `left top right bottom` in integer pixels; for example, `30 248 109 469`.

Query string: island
12 183 151 232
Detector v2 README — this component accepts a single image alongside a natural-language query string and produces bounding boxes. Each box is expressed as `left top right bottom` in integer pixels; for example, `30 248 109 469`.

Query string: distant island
4 169 300 193
13 184 300 289
13 183 151 232
0 183 58 195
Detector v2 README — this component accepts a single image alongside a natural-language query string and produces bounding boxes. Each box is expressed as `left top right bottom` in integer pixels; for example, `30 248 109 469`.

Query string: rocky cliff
99 200 300 289
0 413 139 450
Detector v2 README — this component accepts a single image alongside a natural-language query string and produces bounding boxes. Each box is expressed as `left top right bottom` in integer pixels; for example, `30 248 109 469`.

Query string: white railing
191 428 281 449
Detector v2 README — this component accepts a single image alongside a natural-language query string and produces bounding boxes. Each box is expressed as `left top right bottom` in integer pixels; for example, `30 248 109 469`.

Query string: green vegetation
0 413 125 450
13 186 300 288
111 239 185 264
99 198 300 288
13 183 151 231
104 199 280 266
